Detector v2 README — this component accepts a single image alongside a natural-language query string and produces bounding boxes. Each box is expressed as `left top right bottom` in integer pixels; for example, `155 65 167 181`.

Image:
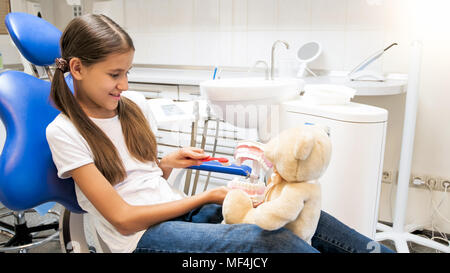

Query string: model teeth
227 179 266 201
230 140 273 205
234 141 272 172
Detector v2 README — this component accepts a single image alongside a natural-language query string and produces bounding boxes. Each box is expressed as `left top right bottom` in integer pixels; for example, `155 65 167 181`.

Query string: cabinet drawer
178 85 202 101
156 129 191 147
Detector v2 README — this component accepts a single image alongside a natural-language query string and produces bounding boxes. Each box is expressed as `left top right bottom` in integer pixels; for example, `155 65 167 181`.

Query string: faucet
249 60 269 80
270 40 289 80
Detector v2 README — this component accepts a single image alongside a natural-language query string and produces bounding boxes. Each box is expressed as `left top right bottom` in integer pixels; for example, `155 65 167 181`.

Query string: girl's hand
201 186 231 205
160 147 209 169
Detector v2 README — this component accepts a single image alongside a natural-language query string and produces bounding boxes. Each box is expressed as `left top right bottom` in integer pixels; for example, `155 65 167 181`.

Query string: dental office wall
1 0 55 66
4 0 449 235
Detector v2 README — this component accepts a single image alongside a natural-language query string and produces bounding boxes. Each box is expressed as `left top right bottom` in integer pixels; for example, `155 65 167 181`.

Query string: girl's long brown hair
50 14 157 185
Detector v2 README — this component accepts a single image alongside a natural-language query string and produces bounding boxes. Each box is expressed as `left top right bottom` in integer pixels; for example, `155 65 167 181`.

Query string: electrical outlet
423 177 450 192
425 176 438 190
410 174 426 188
438 178 450 192
72 5 82 17
410 175 450 191
382 170 394 183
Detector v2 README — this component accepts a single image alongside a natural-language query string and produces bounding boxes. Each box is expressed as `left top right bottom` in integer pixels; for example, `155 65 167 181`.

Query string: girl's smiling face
71 50 134 118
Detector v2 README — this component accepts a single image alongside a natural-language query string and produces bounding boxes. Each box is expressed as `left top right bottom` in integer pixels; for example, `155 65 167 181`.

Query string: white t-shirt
46 91 186 253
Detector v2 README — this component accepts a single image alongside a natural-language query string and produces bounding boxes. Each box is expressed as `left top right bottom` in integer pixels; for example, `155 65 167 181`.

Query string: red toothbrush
201 156 230 166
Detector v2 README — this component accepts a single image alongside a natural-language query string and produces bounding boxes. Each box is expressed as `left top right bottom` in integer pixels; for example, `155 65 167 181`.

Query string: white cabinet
281 99 388 239
178 85 201 101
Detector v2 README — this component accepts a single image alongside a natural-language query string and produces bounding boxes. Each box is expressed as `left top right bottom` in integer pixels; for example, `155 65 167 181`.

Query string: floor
380 239 440 253
0 203 446 253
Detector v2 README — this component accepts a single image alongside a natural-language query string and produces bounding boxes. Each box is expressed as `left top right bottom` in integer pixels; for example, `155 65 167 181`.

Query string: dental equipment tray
188 161 252 177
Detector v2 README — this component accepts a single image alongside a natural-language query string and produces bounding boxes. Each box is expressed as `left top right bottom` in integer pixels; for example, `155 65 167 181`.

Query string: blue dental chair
0 12 75 252
5 12 61 81
5 12 74 87
0 71 85 252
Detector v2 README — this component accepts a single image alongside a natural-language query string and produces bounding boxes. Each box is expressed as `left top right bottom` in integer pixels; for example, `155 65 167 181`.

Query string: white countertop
128 67 259 86
128 67 213 85
128 67 408 96
302 75 407 96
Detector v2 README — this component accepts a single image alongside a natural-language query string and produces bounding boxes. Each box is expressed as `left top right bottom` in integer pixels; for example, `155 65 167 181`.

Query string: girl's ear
69 57 83 80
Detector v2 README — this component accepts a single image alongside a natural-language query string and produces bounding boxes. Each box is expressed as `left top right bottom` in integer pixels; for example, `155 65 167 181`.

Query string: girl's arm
158 147 207 180
71 162 229 236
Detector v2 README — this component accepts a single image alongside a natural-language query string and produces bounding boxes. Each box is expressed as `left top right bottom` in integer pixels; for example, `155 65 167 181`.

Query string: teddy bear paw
222 189 254 224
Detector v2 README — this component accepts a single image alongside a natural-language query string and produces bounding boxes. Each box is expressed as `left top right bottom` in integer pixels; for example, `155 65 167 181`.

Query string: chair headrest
0 71 83 213
5 12 62 66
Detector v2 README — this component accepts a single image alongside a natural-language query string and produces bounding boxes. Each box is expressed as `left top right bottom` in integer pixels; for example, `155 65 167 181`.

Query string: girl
46 14 393 253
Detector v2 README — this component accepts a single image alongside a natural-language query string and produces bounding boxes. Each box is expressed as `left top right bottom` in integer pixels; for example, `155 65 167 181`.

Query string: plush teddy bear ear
294 131 315 161
263 141 276 163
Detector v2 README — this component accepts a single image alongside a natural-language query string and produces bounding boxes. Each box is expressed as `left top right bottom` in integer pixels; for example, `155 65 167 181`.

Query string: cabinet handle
131 89 162 93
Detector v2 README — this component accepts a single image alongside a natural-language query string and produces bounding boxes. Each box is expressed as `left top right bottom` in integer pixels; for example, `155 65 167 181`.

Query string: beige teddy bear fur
222 125 332 244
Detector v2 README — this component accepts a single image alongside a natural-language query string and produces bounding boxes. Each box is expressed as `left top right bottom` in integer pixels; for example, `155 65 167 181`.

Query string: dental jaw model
227 140 272 206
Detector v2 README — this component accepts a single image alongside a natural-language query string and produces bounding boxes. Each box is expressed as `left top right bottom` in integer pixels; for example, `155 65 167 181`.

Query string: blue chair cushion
0 71 83 213
5 12 62 66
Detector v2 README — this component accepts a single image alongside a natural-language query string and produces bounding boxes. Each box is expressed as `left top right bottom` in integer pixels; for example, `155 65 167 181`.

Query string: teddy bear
222 125 332 244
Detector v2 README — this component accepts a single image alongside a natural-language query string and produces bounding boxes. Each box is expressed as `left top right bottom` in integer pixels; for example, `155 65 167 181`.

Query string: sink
200 77 304 141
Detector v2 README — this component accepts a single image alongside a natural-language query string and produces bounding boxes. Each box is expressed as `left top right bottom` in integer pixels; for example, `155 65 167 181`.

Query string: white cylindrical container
280 98 388 239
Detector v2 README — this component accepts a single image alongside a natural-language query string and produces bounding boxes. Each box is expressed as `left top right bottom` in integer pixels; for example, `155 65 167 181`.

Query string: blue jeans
133 204 394 253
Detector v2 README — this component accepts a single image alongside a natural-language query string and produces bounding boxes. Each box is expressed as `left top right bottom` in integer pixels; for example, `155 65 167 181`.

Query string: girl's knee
190 204 223 223
240 225 318 253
